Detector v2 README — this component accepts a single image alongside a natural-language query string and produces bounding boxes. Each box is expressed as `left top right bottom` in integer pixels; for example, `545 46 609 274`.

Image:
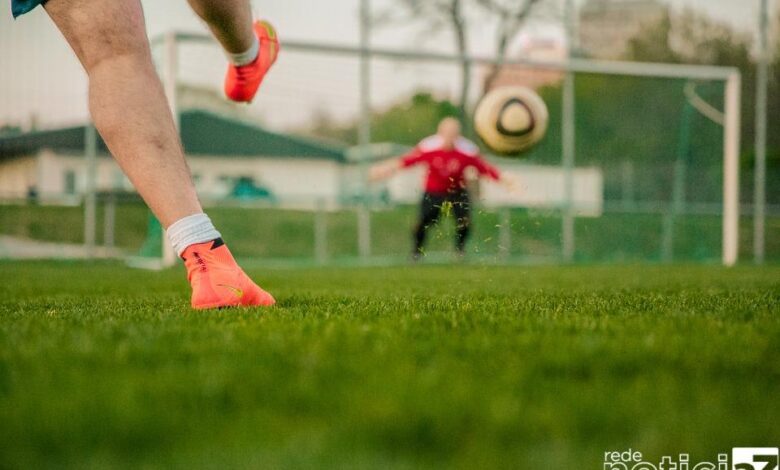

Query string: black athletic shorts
420 190 471 221
12 0 46 18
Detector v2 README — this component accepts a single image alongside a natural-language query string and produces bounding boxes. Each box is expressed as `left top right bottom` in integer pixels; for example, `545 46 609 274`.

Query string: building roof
0 109 346 162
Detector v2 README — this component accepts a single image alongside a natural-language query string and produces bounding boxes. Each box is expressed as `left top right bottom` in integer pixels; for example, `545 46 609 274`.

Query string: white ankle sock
166 213 222 257
228 36 259 66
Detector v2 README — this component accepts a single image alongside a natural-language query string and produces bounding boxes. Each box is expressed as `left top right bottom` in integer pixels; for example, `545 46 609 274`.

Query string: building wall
0 150 344 205
386 162 604 216
1 151 603 214
35 151 129 198
187 157 342 203
0 155 37 198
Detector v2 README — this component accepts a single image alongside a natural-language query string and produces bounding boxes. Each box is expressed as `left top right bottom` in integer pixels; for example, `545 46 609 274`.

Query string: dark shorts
414 190 472 253
419 190 471 224
12 0 46 18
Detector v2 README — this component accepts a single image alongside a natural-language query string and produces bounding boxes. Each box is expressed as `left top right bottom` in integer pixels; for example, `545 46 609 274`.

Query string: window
64 170 77 195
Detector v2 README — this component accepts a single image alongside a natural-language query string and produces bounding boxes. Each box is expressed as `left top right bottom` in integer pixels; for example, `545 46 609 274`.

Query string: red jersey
400 135 501 194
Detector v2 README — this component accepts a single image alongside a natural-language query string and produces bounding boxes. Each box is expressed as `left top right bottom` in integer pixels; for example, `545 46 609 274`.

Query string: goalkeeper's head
437 117 462 149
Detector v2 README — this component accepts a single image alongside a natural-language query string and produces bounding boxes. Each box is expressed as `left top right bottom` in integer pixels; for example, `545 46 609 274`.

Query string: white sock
228 36 259 66
166 213 222 257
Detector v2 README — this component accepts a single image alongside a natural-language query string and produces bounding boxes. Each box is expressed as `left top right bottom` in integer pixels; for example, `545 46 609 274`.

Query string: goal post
150 32 742 266
723 72 741 267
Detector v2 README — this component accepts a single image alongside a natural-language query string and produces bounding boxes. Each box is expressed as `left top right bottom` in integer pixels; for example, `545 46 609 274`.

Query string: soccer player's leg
452 191 472 256
43 0 274 309
179 236 275 310
413 193 444 259
187 0 280 103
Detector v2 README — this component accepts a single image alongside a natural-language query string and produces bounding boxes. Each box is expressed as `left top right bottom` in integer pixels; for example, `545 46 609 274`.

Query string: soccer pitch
0 262 778 468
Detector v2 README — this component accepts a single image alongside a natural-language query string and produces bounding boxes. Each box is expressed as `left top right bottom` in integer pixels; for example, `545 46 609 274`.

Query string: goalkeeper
370 118 516 259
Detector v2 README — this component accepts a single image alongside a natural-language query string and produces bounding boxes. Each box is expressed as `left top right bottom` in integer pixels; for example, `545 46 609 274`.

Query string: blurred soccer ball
474 86 549 156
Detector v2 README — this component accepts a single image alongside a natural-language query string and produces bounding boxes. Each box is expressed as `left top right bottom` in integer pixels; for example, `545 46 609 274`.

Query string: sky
0 0 768 131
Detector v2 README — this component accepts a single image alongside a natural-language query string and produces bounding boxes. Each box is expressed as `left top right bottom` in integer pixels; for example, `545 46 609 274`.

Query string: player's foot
224 20 280 103
182 238 275 310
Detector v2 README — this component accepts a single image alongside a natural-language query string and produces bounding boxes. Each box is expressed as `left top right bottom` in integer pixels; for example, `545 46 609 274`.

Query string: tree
379 0 542 133
303 92 459 147
389 0 471 130
370 92 460 145
625 9 752 68
623 10 679 63
623 9 779 203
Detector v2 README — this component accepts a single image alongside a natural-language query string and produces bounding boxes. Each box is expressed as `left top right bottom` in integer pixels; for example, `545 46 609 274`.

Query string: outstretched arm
368 158 404 182
369 148 427 182
497 172 523 195
471 156 523 195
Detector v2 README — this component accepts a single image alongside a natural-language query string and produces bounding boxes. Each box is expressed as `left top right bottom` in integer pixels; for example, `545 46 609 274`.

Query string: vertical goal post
151 32 742 267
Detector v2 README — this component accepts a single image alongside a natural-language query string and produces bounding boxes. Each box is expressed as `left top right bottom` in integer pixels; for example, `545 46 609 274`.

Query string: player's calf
224 20 280 103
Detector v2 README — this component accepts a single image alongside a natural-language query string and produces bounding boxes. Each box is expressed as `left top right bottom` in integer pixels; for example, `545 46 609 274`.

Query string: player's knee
88 48 151 76
81 27 152 74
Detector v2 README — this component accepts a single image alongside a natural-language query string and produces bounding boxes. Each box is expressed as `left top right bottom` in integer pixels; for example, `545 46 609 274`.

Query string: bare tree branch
477 0 543 90
371 0 546 130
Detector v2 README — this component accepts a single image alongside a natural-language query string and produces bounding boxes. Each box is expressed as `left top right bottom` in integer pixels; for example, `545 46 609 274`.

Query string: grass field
0 262 778 468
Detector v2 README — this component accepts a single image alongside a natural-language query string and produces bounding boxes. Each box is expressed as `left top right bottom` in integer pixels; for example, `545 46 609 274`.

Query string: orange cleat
224 20 280 103
182 238 275 310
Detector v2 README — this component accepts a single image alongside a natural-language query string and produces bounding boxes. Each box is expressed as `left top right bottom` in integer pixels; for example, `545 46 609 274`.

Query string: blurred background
0 0 777 266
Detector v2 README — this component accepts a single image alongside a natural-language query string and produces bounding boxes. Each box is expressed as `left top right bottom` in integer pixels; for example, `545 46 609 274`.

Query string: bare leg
187 0 254 54
44 0 202 228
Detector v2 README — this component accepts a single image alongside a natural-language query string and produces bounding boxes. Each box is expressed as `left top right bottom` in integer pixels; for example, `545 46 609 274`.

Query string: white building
0 109 349 208
0 111 603 215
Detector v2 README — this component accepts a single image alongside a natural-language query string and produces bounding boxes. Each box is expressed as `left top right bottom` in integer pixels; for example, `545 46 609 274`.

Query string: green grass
0 262 778 469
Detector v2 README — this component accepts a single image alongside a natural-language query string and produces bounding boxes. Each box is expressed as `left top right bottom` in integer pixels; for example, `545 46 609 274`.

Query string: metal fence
4 28 776 266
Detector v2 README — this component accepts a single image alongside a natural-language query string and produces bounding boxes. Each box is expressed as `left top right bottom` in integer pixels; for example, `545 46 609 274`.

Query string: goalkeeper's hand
368 159 401 182
499 173 523 196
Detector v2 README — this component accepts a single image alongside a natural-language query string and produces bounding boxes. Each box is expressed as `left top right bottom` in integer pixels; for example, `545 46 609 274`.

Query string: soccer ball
474 86 549 156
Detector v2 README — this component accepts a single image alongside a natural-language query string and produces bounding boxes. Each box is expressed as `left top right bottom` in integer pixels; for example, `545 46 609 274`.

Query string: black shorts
420 190 471 223
12 0 46 18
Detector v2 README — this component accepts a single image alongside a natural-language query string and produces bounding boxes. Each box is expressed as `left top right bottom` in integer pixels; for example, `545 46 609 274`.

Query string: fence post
499 207 511 261
83 124 97 259
620 160 636 211
358 0 372 262
753 0 769 264
357 202 371 259
104 192 116 249
561 0 577 263
314 198 328 264
660 211 674 263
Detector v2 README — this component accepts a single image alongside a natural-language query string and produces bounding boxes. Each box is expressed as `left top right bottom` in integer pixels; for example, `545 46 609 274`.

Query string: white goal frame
151 32 741 267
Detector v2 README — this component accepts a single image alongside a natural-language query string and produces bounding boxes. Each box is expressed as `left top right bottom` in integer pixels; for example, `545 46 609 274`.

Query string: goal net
144 33 740 266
